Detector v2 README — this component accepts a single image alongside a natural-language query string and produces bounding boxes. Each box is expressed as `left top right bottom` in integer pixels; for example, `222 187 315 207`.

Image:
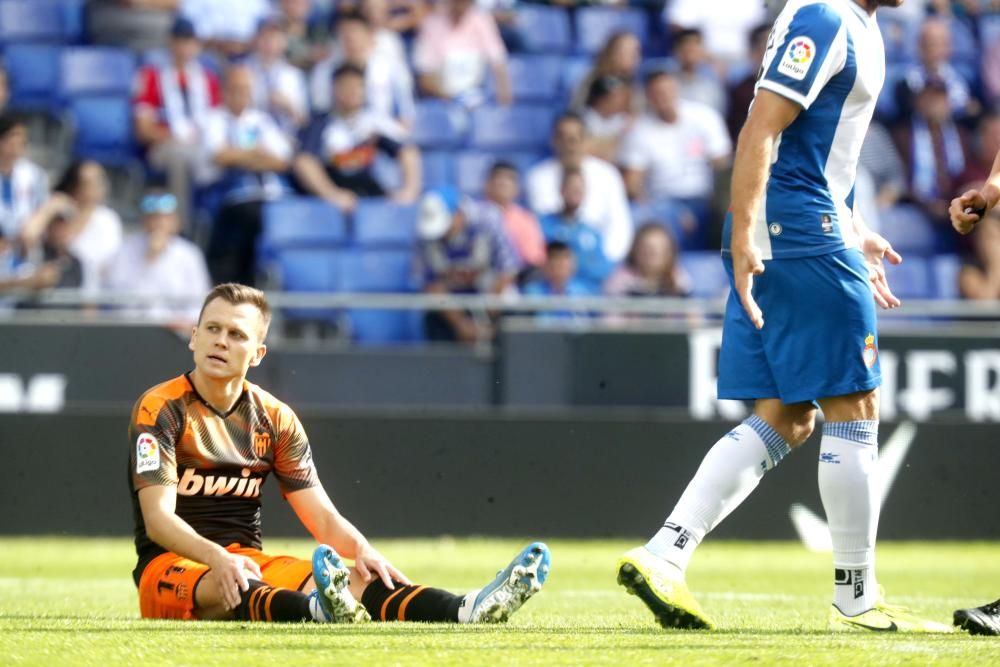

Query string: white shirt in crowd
0 158 49 238
70 205 123 294
245 55 309 132
310 49 416 124
526 156 633 262
201 106 294 202
103 232 211 324
619 100 731 201
664 0 768 65
180 0 271 44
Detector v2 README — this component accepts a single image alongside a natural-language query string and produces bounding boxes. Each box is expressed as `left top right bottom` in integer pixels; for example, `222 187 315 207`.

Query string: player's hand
353 542 411 589
207 551 262 611
949 189 988 235
860 232 902 309
731 239 765 330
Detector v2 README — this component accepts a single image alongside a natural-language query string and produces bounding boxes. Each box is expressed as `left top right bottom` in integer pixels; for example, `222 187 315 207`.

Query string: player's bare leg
619 400 814 629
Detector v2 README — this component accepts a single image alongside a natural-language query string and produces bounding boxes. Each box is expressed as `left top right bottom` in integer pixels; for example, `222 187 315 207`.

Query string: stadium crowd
0 0 999 342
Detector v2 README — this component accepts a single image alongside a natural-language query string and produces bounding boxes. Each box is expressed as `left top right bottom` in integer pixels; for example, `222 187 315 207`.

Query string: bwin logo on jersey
778 36 816 81
177 467 263 497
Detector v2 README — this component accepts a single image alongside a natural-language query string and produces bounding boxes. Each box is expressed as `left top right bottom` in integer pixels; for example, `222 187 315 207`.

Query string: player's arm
729 89 801 329
137 485 262 610
286 486 411 588
950 149 1000 234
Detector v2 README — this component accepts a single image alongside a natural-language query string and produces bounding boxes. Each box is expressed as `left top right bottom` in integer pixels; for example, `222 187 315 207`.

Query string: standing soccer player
948 151 1000 636
617 0 952 632
130 283 550 623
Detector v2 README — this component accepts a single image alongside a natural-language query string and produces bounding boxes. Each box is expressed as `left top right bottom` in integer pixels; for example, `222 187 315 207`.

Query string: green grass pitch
1 537 996 665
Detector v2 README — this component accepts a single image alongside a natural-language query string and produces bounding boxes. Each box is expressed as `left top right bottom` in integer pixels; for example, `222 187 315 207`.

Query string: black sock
234 580 313 622
360 579 464 622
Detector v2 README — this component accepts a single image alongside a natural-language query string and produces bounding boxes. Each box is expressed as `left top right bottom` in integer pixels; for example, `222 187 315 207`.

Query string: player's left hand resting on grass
860 231 902 309
354 542 411 589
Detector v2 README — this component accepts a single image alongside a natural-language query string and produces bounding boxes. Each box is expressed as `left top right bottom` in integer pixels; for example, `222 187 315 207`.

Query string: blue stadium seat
981 15 1000 49
334 248 416 293
630 200 692 250
277 248 336 292
260 197 348 259
5 44 62 111
489 55 564 104
876 63 908 119
59 47 136 99
453 151 541 196
879 204 936 256
347 309 424 345
514 5 571 54
574 7 648 55
468 105 554 151
422 150 454 190
931 253 961 300
680 251 729 299
560 57 593 101
0 0 64 43
884 256 933 300
947 18 978 67
411 100 467 149
68 95 134 165
353 199 419 247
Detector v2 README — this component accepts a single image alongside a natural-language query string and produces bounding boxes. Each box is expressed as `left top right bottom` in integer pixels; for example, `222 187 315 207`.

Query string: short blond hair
198 283 271 337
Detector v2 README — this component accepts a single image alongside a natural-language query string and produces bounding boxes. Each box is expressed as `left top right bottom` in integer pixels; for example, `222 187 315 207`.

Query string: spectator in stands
538 168 613 294
664 0 767 71
103 190 211 326
358 0 409 69
311 11 416 126
604 223 690 298
893 77 972 223
572 32 641 111
522 242 593 321
245 14 309 133
280 0 331 70
484 160 545 269
412 0 512 106
672 28 727 116
895 16 979 123
133 16 221 230
983 28 1000 109
725 23 770 144
294 64 422 212
477 0 525 54
417 185 519 343
202 65 293 287
19 161 123 294
581 75 633 164
20 212 84 295
619 70 731 230
958 209 1000 300
957 112 1000 194
0 228 63 294
0 114 48 241
179 0 272 59
858 121 906 213
526 112 633 262
86 0 178 51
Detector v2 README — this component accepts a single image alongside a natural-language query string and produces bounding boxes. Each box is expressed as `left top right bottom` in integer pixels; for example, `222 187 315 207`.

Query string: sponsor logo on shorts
778 36 816 81
136 433 160 474
177 467 263 498
253 431 271 458
863 333 878 368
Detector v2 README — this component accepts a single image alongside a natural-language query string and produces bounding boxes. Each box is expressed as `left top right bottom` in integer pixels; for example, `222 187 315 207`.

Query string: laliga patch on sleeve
777 36 816 81
136 433 160 474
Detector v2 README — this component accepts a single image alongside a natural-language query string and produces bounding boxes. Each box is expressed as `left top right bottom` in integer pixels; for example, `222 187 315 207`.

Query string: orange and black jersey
128 373 320 584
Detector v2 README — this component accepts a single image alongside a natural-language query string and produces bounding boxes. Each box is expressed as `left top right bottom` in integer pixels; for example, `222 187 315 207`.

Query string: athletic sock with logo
360 579 465 622
818 420 880 616
234 580 314 622
645 416 792 574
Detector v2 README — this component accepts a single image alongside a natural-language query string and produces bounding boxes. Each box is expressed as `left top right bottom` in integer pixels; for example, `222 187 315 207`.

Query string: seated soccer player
130 282 550 622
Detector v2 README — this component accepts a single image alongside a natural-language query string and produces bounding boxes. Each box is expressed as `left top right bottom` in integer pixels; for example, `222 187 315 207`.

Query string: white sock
645 416 791 574
308 592 328 622
456 590 479 623
818 420 880 616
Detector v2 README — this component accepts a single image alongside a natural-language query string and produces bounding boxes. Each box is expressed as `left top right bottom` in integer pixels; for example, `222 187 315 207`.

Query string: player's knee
786 413 816 448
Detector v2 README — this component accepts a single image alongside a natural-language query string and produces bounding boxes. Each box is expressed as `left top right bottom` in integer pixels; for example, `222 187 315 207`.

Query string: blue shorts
718 248 881 405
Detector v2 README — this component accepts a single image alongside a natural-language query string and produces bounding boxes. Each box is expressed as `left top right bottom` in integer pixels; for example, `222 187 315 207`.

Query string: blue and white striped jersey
740 0 886 260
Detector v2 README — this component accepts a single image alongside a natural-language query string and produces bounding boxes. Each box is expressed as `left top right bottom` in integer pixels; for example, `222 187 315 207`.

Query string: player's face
190 299 268 381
